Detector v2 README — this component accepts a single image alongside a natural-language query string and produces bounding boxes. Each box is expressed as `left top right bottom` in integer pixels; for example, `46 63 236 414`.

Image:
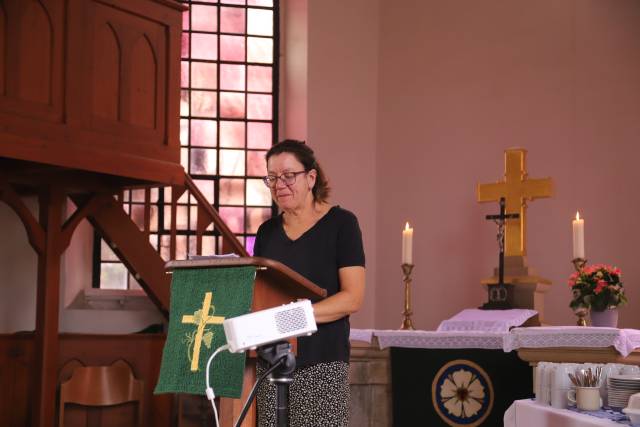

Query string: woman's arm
312 266 365 324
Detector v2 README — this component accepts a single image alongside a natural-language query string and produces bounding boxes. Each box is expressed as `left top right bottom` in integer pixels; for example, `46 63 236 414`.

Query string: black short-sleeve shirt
253 205 365 367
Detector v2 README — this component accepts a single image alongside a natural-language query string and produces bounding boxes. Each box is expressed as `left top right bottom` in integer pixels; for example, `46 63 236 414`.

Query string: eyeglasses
262 171 308 188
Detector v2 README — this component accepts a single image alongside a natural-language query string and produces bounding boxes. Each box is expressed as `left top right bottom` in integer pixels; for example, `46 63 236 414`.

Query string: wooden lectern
165 257 327 427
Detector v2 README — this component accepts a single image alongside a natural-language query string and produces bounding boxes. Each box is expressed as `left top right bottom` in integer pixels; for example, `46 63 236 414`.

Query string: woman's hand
312 266 365 323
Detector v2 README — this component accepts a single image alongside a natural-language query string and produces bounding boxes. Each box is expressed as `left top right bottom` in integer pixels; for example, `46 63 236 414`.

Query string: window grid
95 0 278 289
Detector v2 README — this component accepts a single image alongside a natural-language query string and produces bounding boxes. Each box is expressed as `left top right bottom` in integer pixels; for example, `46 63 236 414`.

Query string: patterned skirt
256 361 350 427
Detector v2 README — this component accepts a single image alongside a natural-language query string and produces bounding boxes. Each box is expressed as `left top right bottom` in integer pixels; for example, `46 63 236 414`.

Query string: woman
253 140 366 426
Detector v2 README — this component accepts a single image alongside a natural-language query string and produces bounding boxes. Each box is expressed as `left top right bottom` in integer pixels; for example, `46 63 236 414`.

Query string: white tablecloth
504 399 626 427
349 328 374 343
350 327 640 356
373 329 508 350
506 327 640 357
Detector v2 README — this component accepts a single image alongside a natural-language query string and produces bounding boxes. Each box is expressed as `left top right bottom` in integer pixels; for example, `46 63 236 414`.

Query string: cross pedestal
480 256 551 324
477 149 554 323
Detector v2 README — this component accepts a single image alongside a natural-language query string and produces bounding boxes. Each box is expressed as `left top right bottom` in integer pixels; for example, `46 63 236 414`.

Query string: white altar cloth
505 327 640 357
350 327 640 357
437 308 538 332
504 399 626 427
349 328 374 343
373 329 508 350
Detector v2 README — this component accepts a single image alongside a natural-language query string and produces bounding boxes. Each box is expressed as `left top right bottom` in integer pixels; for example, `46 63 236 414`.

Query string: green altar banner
155 266 255 398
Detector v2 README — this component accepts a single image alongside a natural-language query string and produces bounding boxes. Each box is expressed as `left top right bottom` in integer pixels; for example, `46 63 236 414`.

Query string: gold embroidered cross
182 292 225 372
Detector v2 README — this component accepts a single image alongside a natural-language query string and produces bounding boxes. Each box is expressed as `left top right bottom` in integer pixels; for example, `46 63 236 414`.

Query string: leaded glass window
96 0 278 289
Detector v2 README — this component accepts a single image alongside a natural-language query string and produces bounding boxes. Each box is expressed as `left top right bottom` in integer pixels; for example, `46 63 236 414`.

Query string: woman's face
266 152 316 211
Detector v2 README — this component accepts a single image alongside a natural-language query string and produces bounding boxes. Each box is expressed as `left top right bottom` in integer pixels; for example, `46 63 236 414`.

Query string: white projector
223 299 317 353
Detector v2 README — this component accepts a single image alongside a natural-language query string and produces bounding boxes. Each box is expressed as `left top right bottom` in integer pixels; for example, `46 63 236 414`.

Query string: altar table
351 327 640 427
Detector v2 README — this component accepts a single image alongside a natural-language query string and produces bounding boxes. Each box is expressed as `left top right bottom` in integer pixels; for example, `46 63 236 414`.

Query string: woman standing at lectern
253 140 366 427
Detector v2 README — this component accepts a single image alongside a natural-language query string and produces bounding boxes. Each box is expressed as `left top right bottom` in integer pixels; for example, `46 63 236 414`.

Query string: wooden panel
0 335 34 427
58 334 173 427
128 34 157 129
349 341 392 427
15 0 52 105
92 22 120 121
0 3 6 96
518 347 640 366
85 0 167 141
0 0 184 185
0 334 174 427
0 0 63 121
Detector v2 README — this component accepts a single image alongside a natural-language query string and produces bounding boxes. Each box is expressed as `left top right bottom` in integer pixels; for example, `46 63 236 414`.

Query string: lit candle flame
576 211 581 221
405 222 410 230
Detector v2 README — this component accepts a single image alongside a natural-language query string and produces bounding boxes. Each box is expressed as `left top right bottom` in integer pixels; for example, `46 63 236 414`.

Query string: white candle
572 211 585 259
402 222 413 264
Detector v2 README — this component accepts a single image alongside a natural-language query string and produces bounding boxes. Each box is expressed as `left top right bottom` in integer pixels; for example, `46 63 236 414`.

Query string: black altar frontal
390 347 532 427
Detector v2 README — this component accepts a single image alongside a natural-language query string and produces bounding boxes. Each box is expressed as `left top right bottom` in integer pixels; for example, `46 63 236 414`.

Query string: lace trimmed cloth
350 327 640 356
436 308 538 332
504 326 640 357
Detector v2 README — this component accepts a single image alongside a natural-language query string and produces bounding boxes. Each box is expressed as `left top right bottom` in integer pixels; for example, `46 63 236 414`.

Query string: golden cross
477 148 553 256
182 292 225 372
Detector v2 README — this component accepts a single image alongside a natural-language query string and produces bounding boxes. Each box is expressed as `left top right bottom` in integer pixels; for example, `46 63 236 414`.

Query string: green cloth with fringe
155 266 255 397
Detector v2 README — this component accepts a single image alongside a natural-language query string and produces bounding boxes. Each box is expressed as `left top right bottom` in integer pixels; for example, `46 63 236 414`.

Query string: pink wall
295 0 640 330
281 0 308 141
285 0 380 327
375 0 640 329
3 1 639 333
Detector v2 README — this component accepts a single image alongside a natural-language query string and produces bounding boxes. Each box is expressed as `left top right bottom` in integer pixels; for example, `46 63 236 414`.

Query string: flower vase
590 308 619 328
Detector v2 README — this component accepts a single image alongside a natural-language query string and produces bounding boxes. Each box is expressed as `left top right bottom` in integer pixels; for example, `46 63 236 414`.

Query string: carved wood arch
15 0 53 105
128 33 157 129
92 22 121 121
0 179 45 254
0 179 104 255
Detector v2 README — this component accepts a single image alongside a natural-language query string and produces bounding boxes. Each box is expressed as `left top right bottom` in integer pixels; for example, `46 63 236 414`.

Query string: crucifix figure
481 197 520 309
182 292 225 372
477 148 553 257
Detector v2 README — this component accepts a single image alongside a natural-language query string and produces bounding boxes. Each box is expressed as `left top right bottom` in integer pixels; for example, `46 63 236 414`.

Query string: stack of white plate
608 375 640 409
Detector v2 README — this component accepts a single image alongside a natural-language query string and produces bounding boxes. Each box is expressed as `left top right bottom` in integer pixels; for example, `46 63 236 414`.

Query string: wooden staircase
70 172 250 318
0 169 254 427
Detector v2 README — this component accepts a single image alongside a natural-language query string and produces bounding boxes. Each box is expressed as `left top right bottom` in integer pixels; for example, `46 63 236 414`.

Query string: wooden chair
58 360 144 427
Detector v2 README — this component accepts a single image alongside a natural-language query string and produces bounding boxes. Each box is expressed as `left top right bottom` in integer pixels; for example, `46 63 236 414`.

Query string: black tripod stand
257 341 296 427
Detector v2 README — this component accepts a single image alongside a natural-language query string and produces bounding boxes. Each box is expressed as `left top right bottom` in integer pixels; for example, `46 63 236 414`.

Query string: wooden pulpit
165 257 327 427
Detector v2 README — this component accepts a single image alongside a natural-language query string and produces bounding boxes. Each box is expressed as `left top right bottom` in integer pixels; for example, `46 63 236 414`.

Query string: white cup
536 363 554 405
552 364 573 390
549 364 576 409
535 363 549 404
551 388 570 409
551 389 570 409
568 387 603 411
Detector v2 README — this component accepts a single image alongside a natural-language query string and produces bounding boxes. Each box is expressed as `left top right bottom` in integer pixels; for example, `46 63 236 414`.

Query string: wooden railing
84 171 251 317
181 173 248 257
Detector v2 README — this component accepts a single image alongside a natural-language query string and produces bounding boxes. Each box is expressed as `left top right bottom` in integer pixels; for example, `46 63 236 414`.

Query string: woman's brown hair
266 140 331 203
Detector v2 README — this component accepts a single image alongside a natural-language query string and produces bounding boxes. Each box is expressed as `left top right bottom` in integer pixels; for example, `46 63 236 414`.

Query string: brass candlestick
400 263 415 330
572 257 587 272
574 306 588 327
571 258 588 326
